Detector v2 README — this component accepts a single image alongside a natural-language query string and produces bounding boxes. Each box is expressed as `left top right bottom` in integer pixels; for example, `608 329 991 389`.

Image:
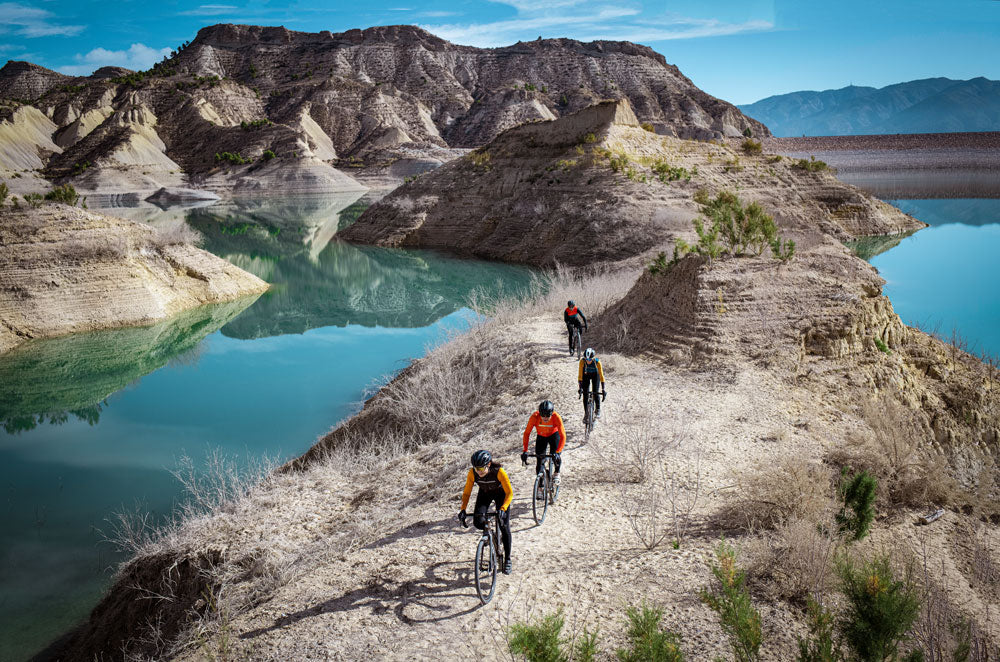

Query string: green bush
704 191 778 256
836 470 877 542
582 132 597 144
797 599 845 662
741 139 763 155
509 608 598 662
0 181 8 204
525 82 536 91
241 118 272 131
794 157 829 173
616 603 685 662
837 554 921 662
701 542 762 662
24 192 43 208
874 338 891 355
215 152 249 165
44 184 79 205
651 159 690 183
73 160 91 175
743 127 754 138
641 122 655 133
771 237 796 262
261 149 276 161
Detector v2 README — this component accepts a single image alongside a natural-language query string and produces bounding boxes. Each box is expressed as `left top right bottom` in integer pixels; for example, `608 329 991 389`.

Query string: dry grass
724 453 835 532
746 517 839 605
150 219 203 248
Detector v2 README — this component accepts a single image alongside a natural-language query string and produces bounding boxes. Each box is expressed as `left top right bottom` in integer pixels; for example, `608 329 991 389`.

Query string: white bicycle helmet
584 348 596 360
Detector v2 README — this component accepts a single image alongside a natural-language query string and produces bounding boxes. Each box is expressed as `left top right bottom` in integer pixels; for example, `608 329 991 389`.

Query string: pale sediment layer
0 203 269 354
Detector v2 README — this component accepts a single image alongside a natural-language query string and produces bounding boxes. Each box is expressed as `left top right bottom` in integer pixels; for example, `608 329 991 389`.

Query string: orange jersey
461 465 513 511
522 411 566 452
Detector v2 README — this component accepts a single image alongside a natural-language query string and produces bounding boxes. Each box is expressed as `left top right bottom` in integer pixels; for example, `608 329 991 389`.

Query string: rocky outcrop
0 203 269 354
341 99 923 267
0 24 766 195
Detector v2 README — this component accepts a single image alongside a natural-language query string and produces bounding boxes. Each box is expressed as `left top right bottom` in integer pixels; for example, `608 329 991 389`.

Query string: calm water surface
839 171 1000 356
0 194 534 660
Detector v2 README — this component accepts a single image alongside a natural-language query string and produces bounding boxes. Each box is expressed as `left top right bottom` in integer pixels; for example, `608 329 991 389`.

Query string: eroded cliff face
0 24 766 195
0 204 269 354
341 99 923 267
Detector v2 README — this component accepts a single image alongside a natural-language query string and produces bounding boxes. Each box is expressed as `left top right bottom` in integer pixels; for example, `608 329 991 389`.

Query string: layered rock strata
342 99 923 266
0 204 268 354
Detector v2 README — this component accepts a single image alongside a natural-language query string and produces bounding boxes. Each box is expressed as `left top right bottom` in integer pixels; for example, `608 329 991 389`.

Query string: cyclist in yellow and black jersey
458 449 513 574
578 347 606 419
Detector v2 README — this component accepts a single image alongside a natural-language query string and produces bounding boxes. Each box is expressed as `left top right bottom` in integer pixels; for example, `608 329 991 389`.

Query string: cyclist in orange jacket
458 449 513 574
520 400 566 484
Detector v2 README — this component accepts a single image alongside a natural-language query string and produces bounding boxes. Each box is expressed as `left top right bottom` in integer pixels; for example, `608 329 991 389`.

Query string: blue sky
2 0 999 104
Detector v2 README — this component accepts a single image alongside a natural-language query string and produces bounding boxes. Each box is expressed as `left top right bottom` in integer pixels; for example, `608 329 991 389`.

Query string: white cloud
421 2 773 48
56 43 173 76
178 4 239 16
0 2 84 37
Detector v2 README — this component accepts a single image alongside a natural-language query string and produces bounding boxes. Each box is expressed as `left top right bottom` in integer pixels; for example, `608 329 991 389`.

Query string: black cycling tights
535 433 562 476
473 491 511 559
566 322 582 350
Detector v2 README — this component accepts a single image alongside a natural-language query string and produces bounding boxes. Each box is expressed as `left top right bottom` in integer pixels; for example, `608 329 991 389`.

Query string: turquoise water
866 198 1000 357
0 195 534 660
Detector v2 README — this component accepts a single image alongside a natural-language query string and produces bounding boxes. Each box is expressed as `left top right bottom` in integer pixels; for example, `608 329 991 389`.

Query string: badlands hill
343 99 923 266
0 24 766 196
0 202 268 354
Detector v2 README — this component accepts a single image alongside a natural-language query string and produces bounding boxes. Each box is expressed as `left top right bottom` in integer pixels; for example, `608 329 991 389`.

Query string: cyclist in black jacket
563 300 588 355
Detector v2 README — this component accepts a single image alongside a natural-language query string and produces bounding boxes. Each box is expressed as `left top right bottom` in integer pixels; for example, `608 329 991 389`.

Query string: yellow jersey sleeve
460 468 475 510
598 359 605 382
578 359 584 381
498 468 513 511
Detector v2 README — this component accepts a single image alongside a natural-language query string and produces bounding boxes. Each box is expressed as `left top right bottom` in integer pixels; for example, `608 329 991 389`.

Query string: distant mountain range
739 77 1000 136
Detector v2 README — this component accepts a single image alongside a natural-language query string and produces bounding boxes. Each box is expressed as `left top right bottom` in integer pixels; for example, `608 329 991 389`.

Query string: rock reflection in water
0 296 259 432
182 195 536 338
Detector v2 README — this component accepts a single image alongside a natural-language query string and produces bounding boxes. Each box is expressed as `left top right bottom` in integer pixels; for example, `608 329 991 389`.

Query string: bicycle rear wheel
532 472 548 524
474 534 497 604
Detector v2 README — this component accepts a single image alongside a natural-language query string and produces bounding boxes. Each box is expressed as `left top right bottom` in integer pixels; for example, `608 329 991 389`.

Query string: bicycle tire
532 472 548 524
548 461 560 504
584 394 594 442
474 533 497 604
574 328 582 360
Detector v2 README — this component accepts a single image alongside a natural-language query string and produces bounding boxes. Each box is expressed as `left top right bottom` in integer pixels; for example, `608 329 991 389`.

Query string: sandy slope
175 316 812 661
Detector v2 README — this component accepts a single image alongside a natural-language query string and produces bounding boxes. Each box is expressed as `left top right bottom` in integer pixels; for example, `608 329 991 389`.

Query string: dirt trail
190 316 811 661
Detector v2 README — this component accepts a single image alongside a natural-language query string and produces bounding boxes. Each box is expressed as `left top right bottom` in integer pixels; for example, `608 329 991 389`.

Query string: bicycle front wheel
550 468 560 504
532 473 548 524
474 535 497 604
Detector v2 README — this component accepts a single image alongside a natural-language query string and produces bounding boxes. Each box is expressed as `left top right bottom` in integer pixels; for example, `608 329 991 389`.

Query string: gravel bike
460 507 505 604
525 453 560 524
580 388 606 442
568 324 585 359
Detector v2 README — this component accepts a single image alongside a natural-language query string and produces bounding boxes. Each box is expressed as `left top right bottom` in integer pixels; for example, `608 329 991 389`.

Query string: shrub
616 603 685 662
261 149 276 161
469 150 491 171
0 181 8 204
45 184 79 205
641 122 655 133
794 157 829 173
647 250 673 276
240 118 272 131
837 553 921 662
727 454 834 531
702 542 762 662
509 608 598 662
24 193 43 208
874 337 891 354
693 188 711 205
215 152 249 165
525 82 536 91
582 132 597 144
743 127 754 138
835 470 877 542
560 93 569 106
651 159 690 183
677 191 795 262
797 598 845 662
748 517 840 604
741 139 763 155
73 160 91 175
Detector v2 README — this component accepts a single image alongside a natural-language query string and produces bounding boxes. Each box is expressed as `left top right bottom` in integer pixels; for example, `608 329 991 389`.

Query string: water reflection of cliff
0 297 258 433
179 196 536 339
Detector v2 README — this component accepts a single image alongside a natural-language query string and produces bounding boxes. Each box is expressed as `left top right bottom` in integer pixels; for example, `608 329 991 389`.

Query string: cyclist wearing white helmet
578 348 606 419
458 449 513 574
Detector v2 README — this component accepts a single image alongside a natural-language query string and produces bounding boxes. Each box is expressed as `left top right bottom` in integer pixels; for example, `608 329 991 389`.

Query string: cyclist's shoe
595 411 602 419
568 348 573 356
553 473 561 485
503 558 512 575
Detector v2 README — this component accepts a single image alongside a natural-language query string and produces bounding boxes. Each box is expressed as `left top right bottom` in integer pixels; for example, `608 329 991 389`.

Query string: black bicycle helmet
471 449 492 467
567 300 575 308
539 400 554 417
